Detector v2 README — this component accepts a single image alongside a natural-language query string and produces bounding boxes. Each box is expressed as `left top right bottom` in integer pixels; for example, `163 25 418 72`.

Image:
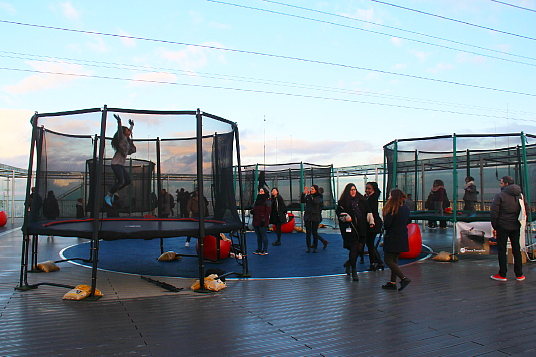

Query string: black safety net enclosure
240 162 335 211
19 107 247 295
384 133 536 252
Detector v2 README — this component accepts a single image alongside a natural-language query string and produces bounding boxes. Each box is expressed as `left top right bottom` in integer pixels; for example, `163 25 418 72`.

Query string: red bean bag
0 211 7 227
279 213 295 233
399 223 422 259
197 235 231 261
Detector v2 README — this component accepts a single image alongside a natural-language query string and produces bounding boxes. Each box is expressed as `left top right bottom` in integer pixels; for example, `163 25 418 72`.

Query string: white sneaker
185 242 190 247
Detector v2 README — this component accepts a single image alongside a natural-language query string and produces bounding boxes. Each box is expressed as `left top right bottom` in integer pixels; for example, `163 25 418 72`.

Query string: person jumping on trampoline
105 114 136 207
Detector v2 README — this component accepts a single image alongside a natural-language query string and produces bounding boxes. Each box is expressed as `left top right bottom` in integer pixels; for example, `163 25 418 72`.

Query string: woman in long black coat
335 183 374 281
270 188 287 246
382 188 411 291
301 184 329 253
365 182 384 271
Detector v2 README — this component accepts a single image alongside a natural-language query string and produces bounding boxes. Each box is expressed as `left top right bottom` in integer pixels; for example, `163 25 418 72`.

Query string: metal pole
521 132 532 247
234 125 249 277
452 134 458 255
195 109 209 292
89 105 108 299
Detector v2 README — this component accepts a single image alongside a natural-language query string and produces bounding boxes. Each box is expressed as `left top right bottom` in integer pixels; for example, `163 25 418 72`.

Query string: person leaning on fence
489 176 526 282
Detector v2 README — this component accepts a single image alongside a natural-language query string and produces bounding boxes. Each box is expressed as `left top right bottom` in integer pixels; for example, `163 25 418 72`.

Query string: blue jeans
110 164 131 194
254 226 268 252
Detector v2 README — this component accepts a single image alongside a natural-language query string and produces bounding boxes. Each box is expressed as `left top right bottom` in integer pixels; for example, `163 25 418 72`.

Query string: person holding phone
301 184 329 253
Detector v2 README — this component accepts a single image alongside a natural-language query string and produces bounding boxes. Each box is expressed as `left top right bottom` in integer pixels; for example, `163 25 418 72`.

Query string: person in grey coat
489 176 525 282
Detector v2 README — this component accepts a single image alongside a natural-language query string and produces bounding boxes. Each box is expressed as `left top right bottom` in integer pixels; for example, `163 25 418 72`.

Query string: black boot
306 246 311 253
343 261 351 275
351 267 359 281
272 240 281 246
367 264 377 271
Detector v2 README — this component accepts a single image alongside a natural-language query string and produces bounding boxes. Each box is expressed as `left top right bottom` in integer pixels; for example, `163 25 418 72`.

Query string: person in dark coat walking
365 182 385 271
270 188 287 246
463 176 479 217
490 176 525 281
381 189 411 291
76 198 85 219
336 183 374 281
43 191 60 220
251 187 271 255
301 184 329 253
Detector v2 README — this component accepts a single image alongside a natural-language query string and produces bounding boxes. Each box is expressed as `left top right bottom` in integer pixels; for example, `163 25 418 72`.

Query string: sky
0 0 535 170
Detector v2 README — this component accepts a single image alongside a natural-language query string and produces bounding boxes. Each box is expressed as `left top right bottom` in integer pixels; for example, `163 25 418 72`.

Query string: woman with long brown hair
335 183 374 281
381 189 411 291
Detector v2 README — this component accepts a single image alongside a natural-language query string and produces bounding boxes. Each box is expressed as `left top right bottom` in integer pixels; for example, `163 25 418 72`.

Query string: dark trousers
273 223 282 242
384 252 405 282
305 221 325 248
110 164 131 194
366 232 383 265
496 227 523 278
464 201 476 214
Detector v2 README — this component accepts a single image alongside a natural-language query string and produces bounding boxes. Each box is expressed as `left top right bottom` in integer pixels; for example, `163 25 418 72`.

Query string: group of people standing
250 182 412 291
336 182 411 291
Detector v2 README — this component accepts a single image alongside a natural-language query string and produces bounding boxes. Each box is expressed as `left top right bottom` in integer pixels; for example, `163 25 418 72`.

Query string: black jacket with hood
490 184 522 231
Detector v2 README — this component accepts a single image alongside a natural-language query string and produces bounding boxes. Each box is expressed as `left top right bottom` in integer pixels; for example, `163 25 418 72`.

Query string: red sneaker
490 274 507 281
516 275 526 281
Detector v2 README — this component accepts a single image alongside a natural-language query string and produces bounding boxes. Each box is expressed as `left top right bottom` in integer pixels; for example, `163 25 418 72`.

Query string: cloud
427 63 454 73
410 49 432 62
208 22 231 30
0 2 16 15
456 53 485 64
160 42 226 71
391 37 403 47
4 61 90 94
240 136 376 166
0 108 33 167
130 72 178 86
117 29 137 48
60 2 80 20
87 35 111 53
392 63 407 70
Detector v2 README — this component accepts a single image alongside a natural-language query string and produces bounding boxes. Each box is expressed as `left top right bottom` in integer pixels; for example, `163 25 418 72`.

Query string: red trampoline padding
277 213 295 234
197 235 231 261
0 211 7 227
399 223 422 259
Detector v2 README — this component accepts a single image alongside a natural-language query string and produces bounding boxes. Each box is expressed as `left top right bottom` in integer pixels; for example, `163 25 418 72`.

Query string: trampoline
18 107 247 297
27 217 241 240
383 132 536 255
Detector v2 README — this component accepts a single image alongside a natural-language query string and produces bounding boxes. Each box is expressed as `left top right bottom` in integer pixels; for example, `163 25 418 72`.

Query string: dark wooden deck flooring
1 220 536 356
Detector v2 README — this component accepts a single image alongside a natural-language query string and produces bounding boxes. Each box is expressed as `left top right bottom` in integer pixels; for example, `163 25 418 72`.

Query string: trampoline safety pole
234 124 249 277
393 140 398 189
17 113 39 290
89 105 109 300
452 134 458 255
521 132 533 248
195 109 210 293
300 162 304 228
